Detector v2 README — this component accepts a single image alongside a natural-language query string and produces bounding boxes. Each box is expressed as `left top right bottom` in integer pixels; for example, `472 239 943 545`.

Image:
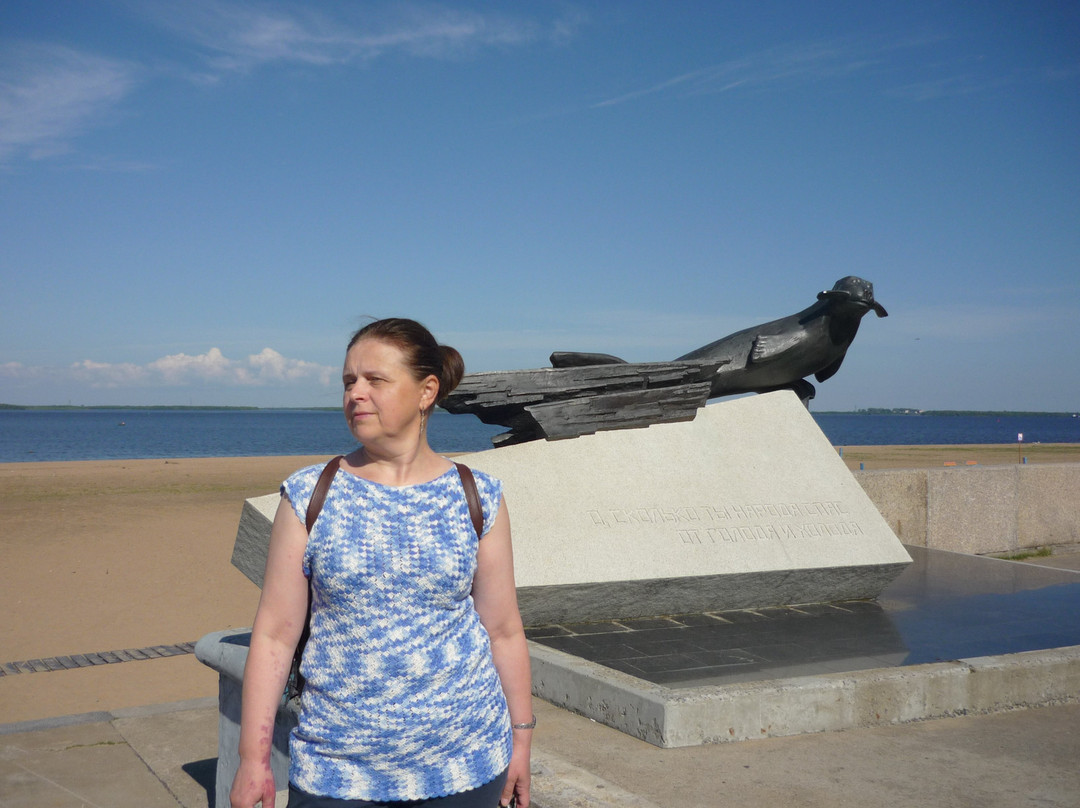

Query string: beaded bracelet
511 715 537 730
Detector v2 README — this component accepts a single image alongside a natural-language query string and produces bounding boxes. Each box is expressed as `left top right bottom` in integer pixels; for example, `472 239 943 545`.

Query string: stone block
231 494 279 588
926 466 1018 555
854 469 928 547
1018 465 1080 550
461 391 910 624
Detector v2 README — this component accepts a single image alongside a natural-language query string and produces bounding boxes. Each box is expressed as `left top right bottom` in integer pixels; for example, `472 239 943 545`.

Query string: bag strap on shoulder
305 455 343 532
455 462 484 538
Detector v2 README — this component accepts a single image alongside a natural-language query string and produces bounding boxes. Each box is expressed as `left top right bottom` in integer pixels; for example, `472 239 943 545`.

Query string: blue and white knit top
281 462 512 801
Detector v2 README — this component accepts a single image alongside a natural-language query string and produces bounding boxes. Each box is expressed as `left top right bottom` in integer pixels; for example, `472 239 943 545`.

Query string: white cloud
0 43 140 164
246 347 335 384
141 0 579 75
2 348 335 390
71 359 148 386
147 347 235 383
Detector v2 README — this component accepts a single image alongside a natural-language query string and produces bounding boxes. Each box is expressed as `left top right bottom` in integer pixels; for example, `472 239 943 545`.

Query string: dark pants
287 769 509 808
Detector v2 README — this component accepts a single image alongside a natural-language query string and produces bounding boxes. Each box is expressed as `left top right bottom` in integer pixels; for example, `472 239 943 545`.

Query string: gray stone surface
853 463 1080 556
928 466 1020 555
530 640 1080 748
1019 465 1080 550
460 391 911 623
854 469 928 547
6 690 1079 808
231 493 278 588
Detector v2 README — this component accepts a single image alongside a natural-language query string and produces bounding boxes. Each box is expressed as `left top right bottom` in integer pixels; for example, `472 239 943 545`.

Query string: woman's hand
500 737 532 807
229 756 277 808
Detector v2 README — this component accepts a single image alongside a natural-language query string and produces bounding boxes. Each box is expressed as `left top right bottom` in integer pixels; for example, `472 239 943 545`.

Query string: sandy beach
3 446 1079 725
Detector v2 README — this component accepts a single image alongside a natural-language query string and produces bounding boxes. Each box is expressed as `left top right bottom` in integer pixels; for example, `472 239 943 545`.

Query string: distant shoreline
3 403 1078 418
816 408 1080 417
0 403 339 412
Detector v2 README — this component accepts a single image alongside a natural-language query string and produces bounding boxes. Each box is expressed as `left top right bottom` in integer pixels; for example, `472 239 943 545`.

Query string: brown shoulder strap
306 455 343 533
455 462 485 538
290 455 343 700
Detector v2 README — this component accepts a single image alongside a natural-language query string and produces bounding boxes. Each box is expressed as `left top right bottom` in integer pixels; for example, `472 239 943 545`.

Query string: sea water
0 409 1078 463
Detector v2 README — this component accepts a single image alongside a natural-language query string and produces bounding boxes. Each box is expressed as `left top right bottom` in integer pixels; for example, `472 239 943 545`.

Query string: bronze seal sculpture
442 276 887 446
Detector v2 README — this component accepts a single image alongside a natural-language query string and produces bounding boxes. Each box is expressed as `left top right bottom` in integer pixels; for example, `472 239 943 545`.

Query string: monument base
517 563 906 626
461 390 911 624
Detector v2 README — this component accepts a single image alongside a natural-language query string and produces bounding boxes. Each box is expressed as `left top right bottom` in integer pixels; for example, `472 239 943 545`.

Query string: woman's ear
420 374 440 411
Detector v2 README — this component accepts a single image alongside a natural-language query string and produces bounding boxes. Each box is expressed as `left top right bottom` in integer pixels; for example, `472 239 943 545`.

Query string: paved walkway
3 697 1079 808
3 552 1078 808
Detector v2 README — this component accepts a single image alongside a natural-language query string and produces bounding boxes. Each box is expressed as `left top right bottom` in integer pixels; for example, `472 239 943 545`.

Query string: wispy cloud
2 3 583 163
0 43 141 164
593 39 870 108
591 34 1054 109
140 0 580 76
1 348 335 390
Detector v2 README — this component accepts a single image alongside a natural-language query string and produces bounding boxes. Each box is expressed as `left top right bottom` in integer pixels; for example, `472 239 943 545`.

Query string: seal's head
818 276 888 317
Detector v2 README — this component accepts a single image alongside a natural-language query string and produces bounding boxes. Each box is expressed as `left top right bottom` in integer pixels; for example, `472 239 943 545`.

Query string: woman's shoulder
285 462 329 484
454 463 502 505
462 464 500 488
282 460 339 499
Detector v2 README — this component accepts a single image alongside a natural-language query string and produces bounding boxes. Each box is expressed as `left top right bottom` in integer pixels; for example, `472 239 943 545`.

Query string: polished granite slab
527 546 1080 689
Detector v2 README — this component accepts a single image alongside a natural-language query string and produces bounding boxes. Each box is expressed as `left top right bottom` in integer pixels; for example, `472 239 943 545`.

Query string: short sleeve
281 463 323 525
467 468 503 537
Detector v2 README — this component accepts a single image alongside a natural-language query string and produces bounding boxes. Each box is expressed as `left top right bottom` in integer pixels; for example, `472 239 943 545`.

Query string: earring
419 408 428 436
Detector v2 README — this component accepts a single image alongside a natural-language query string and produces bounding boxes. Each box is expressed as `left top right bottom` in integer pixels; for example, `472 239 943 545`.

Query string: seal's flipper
749 333 802 364
815 355 845 382
550 351 627 368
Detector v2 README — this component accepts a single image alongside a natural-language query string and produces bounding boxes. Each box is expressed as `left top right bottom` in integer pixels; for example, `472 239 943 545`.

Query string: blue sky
2 1 1078 411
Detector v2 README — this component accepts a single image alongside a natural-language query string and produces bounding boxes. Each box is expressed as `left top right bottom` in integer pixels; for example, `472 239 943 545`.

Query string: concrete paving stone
0 719 181 808
529 699 1080 808
112 702 219 808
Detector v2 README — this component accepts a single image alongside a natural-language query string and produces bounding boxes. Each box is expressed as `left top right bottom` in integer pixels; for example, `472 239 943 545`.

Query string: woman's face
342 338 437 447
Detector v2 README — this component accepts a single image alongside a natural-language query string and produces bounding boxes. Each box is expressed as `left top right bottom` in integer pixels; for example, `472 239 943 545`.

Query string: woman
231 318 533 808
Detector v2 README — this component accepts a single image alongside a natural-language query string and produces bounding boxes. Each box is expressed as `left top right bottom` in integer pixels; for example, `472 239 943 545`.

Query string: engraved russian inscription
586 500 864 545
